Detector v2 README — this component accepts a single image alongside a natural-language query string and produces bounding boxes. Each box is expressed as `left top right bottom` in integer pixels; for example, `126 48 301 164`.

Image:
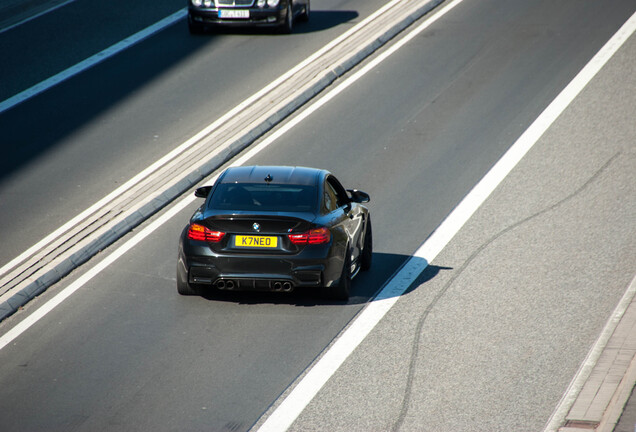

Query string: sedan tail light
187 223 225 242
288 227 331 245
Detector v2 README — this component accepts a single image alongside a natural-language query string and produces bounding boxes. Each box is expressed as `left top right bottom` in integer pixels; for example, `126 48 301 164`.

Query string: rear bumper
189 266 324 291
178 229 344 293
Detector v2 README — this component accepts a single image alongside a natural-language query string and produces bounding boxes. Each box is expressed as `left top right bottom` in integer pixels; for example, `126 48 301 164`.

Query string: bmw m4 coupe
177 166 372 300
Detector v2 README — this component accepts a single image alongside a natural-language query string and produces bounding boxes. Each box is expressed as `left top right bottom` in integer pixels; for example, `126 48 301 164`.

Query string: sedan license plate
219 9 250 19
235 235 278 248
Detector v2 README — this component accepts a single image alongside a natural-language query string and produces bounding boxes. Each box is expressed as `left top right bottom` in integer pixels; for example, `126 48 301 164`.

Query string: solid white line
0 8 186 114
0 0 416 282
255 8 636 432
0 0 78 35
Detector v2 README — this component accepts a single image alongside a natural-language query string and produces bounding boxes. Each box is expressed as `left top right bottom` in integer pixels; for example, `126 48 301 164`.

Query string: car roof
218 166 325 186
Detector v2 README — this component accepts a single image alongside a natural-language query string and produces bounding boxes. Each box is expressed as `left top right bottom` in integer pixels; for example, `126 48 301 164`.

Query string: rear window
209 183 317 212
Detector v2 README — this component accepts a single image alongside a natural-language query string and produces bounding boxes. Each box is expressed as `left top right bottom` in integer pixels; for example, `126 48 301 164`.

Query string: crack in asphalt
391 152 621 431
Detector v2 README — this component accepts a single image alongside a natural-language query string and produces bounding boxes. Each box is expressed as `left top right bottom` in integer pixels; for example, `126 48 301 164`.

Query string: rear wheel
361 217 373 271
177 263 200 296
324 250 351 300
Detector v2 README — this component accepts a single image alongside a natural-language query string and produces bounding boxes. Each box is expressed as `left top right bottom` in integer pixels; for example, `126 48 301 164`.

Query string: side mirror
194 185 212 199
347 189 370 203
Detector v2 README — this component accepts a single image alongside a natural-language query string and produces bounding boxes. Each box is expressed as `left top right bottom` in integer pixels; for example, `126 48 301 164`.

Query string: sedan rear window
209 183 317 212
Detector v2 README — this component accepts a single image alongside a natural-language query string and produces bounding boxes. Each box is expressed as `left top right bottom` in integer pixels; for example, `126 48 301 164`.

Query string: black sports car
177 166 372 300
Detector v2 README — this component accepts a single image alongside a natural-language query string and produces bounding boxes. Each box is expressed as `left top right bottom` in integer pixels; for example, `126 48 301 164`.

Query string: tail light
288 227 331 245
187 223 225 242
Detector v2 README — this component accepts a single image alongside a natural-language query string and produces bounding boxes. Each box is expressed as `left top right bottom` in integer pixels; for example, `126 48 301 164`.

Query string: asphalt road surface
0 0 378 266
0 0 634 431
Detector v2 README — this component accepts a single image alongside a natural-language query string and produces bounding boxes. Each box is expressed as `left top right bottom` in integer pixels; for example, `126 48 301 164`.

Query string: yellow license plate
235 235 278 248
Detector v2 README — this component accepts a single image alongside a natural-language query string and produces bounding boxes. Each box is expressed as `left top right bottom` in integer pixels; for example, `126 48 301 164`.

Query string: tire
299 0 310 22
177 263 200 296
279 2 293 34
324 250 351 301
361 217 373 271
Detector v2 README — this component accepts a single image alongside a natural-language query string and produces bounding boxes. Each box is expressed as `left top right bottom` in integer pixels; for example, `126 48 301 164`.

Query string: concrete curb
558 275 636 432
0 0 444 321
598 353 636 431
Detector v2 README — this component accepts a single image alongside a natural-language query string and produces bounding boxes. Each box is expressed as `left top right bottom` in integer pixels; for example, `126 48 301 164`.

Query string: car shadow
199 252 453 306
294 10 360 34
191 10 360 36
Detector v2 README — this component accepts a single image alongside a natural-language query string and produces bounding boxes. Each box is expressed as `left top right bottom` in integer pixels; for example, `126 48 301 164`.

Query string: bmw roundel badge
253 223 260 232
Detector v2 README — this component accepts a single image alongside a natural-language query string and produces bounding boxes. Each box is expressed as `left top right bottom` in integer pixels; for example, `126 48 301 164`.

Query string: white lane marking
0 0 78 35
0 8 186 114
255 8 636 432
0 0 419 281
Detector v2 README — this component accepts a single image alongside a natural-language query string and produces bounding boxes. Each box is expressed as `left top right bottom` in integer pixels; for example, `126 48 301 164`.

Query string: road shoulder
265 15 636 432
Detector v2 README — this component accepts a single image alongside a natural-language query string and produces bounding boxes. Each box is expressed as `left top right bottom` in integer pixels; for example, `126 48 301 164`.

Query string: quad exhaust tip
215 279 235 290
273 281 293 292
215 279 293 292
